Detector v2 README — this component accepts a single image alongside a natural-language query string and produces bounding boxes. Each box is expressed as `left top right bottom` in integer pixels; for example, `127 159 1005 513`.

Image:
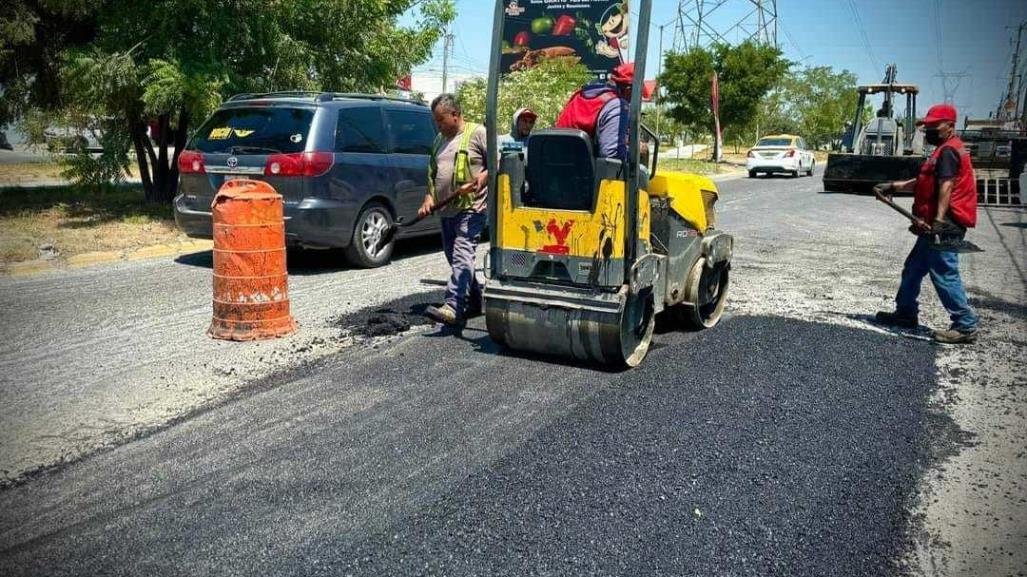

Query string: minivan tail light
265 152 334 177
784 149 796 158
178 150 205 174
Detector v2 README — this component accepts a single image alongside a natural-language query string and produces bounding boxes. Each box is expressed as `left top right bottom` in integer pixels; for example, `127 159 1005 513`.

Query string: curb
3 240 214 278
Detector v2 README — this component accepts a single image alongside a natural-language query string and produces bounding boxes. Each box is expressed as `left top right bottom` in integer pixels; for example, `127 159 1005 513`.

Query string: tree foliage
456 58 593 131
660 41 788 157
0 1 98 126
2 0 454 201
778 66 859 149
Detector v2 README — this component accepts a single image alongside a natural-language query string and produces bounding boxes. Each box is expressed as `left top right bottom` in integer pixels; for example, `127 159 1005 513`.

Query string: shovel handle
874 189 918 224
395 192 461 228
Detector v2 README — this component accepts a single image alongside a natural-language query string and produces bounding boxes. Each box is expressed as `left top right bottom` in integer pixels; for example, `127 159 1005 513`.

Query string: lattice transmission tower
672 0 777 52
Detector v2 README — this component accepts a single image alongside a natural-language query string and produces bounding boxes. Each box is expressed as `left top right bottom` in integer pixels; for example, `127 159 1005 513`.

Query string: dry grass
0 161 140 187
0 185 183 263
658 157 743 175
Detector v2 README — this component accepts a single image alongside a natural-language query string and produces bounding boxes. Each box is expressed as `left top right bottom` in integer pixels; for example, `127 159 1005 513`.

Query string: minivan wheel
344 202 394 268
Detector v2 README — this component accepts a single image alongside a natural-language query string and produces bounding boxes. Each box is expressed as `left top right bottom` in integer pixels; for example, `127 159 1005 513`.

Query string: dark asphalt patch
332 289 445 337
0 314 962 577
312 316 950 577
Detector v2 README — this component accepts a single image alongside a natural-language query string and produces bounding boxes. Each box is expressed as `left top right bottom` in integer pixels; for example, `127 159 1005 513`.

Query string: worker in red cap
555 62 635 161
873 103 979 344
498 107 538 159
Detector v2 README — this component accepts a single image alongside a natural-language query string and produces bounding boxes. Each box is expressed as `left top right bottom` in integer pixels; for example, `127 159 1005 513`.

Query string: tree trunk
145 110 192 203
130 117 155 200
148 114 172 203
169 109 190 198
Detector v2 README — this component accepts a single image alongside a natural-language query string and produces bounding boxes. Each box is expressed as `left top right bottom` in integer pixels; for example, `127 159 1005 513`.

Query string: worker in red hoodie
555 62 634 161
873 103 979 344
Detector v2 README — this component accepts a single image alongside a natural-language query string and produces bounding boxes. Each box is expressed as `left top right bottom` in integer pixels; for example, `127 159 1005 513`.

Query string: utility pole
999 22 1025 121
673 0 778 52
935 71 969 104
656 24 665 139
441 30 454 94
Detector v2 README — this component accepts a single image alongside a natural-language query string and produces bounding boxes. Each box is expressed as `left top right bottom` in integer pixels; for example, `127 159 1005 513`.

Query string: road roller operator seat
523 128 646 210
525 129 595 210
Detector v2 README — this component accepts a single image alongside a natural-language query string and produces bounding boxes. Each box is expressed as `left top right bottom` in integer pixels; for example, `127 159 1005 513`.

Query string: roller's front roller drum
486 291 655 368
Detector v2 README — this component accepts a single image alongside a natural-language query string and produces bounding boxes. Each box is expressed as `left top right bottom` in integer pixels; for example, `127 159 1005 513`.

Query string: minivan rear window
190 107 315 154
755 137 794 147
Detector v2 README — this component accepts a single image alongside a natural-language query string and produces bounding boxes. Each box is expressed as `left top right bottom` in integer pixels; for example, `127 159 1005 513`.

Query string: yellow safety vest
428 123 478 211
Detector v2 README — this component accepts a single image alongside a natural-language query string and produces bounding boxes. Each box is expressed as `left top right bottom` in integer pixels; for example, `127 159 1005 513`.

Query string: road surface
1 168 1024 576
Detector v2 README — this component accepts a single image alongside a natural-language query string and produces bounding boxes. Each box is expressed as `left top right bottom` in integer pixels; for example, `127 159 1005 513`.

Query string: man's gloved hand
873 182 894 195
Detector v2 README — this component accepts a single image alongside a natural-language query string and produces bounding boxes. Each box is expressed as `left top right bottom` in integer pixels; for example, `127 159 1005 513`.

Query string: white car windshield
755 137 794 147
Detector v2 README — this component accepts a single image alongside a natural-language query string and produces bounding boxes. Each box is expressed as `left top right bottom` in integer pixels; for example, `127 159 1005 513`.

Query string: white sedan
746 134 816 178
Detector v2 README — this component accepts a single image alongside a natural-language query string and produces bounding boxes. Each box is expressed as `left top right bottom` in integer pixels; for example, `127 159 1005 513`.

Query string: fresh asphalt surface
0 168 951 576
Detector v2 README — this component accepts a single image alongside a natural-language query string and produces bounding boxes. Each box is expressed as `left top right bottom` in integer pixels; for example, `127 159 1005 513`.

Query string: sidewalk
2 239 214 276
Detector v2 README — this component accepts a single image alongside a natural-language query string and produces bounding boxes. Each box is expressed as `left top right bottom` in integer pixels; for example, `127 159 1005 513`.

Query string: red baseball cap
519 108 538 120
917 103 957 126
611 62 635 86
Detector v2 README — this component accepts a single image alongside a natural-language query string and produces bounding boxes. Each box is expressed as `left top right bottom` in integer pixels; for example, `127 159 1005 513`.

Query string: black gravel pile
321 316 942 577
332 290 445 338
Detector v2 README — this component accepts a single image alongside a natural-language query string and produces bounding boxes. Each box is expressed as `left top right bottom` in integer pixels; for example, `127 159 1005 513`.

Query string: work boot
933 327 978 344
426 304 462 326
874 310 919 329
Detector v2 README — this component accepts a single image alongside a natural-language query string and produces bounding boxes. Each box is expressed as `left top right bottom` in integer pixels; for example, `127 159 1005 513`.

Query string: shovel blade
929 239 984 253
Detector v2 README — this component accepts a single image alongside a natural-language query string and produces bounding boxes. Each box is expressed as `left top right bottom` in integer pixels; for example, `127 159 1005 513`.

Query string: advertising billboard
500 0 630 80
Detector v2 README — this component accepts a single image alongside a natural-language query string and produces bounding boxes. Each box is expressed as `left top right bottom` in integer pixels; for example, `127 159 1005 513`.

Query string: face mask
925 127 943 146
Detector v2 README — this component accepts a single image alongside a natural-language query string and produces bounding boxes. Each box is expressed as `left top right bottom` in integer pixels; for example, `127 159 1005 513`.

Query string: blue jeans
440 211 485 315
895 236 978 331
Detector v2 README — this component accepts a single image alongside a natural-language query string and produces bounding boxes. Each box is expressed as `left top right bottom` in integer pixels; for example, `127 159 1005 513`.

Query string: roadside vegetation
659 41 861 155
0 185 180 264
457 58 593 129
1 0 456 202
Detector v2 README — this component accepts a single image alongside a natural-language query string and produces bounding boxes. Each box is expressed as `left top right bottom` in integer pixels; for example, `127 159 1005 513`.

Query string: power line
672 0 777 52
845 0 879 72
779 24 806 63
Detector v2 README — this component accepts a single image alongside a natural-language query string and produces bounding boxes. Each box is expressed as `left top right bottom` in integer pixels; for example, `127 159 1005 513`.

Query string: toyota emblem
226 156 238 168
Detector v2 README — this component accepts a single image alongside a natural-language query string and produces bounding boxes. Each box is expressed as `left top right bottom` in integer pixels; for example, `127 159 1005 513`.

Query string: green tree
3 0 454 202
778 66 859 149
0 1 98 127
660 41 788 159
456 58 593 131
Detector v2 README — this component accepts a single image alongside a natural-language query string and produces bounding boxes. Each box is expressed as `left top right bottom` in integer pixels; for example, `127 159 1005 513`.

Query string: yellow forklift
481 0 734 367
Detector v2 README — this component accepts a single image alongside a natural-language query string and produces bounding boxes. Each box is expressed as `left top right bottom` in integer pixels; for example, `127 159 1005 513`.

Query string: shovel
380 193 461 247
873 188 984 253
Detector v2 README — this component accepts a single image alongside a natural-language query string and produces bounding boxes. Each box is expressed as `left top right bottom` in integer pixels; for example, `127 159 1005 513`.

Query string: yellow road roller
482 0 733 368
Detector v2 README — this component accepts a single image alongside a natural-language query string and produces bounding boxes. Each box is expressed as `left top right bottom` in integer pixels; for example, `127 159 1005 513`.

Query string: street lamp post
654 16 677 150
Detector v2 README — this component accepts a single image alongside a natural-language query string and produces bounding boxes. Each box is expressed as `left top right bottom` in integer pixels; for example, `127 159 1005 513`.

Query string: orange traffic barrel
208 179 298 341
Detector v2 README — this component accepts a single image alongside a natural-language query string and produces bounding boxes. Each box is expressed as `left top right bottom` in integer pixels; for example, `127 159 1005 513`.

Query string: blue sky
405 0 1027 121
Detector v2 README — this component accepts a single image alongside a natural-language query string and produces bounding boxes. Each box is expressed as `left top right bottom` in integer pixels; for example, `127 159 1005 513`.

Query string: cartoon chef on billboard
595 2 629 63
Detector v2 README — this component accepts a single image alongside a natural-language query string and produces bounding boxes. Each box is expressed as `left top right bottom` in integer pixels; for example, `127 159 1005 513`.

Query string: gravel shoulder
716 175 1027 577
